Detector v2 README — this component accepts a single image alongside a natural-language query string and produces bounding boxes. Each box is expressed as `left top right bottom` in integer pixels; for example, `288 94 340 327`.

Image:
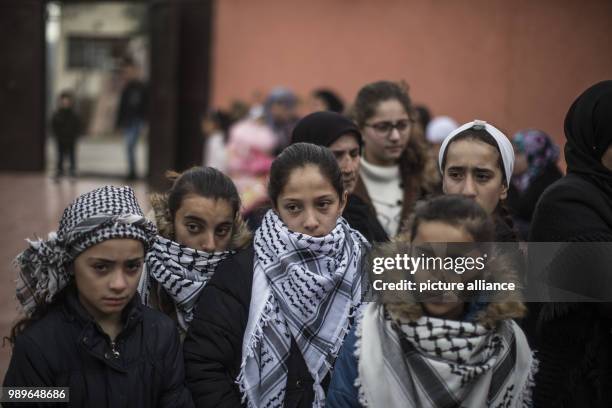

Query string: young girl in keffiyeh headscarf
183 143 370 407
139 166 251 333
4 186 193 407
327 194 537 408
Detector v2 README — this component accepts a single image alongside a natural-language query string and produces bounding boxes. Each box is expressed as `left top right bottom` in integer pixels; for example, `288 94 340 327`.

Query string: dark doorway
0 0 214 190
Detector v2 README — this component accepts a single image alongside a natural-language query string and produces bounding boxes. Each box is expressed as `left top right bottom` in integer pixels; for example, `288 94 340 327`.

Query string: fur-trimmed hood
368 237 526 328
148 193 252 250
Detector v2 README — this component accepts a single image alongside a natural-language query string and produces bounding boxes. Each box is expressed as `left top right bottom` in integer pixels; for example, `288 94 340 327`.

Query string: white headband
438 119 515 187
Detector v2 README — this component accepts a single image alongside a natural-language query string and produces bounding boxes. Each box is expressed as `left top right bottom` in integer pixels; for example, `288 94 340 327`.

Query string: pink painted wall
211 0 612 160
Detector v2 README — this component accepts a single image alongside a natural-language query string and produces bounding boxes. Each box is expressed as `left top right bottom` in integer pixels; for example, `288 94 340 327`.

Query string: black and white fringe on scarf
238 210 369 408
355 303 537 407
140 236 234 331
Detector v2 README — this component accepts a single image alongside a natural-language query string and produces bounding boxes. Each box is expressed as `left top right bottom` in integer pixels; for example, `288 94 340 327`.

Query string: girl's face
275 164 346 237
412 221 475 320
361 99 412 166
174 194 234 252
443 139 507 214
73 239 144 321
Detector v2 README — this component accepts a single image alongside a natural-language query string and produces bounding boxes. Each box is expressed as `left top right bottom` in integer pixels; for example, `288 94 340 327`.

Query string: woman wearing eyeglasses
352 80 439 238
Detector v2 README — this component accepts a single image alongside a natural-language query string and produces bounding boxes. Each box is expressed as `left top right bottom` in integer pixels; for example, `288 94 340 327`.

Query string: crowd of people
4 79 612 407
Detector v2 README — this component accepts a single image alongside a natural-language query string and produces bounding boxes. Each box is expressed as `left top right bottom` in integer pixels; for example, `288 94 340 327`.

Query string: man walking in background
116 58 147 180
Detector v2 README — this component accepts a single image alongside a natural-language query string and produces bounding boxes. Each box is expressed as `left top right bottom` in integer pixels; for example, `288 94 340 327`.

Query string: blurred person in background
264 86 300 153
51 90 82 181
140 167 251 336
226 87 300 176
310 88 345 113
229 99 251 123
291 111 388 242
426 115 459 158
4 186 193 407
352 80 439 238
413 104 432 136
225 87 300 216
116 57 148 180
201 109 232 172
247 89 265 119
507 129 562 239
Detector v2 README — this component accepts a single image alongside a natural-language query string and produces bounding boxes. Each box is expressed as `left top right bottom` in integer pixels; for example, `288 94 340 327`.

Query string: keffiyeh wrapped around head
16 186 157 316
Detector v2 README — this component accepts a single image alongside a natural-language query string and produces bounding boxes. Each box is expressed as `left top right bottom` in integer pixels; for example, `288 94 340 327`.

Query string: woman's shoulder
531 174 612 241
535 174 611 223
540 173 602 202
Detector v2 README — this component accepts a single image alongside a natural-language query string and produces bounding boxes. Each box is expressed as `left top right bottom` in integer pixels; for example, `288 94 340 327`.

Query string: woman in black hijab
529 80 612 407
531 80 612 241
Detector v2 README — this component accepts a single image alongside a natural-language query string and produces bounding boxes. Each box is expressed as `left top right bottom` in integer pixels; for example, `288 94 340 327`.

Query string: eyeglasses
365 119 413 136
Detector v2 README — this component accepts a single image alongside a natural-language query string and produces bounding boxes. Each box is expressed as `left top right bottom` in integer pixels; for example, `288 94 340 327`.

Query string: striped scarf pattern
140 236 233 330
356 303 536 407
15 186 156 316
239 210 368 407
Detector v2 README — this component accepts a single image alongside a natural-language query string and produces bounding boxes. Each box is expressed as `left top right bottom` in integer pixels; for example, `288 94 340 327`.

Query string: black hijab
564 80 612 197
290 111 362 148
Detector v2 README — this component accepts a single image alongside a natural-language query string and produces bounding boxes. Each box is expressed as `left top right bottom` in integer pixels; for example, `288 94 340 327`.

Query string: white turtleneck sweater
359 158 403 237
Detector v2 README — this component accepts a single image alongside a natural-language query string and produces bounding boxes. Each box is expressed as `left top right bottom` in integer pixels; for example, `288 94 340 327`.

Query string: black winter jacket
528 173 612 408
342 194 388 243
51 108 82 144
116 80 148 128
183 246 329 408
3 287 194 408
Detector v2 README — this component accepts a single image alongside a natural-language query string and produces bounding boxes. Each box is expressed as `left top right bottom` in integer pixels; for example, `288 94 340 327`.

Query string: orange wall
211 0 612 159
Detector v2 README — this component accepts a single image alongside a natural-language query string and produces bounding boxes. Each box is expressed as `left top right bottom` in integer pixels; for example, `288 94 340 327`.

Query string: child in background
51 91 82 180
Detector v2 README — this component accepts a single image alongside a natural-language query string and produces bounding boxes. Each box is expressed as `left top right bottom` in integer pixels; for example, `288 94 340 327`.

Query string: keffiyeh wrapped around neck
356 303 536 407
15 186 157 317
238 210 368 408
140 236 234 331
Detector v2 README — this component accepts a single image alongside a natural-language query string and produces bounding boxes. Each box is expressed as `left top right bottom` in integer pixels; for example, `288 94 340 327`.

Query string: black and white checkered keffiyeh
355 303 537 407
139 236 234 331
15 186 157 316
238 209 369 408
